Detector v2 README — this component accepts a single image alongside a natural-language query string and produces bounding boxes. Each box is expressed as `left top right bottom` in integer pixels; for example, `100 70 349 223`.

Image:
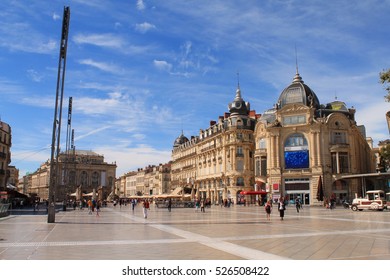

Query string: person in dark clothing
295 197 301 213
278 198 286 220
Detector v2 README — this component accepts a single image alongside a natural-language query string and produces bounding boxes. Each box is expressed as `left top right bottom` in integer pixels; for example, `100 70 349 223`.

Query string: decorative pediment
278 103 310 114
326 113 351 129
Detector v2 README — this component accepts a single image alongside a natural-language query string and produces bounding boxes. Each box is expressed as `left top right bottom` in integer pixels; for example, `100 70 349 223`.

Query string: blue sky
1 0 389 178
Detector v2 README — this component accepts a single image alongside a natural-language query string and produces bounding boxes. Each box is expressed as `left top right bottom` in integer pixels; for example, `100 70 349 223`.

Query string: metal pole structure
63 97 73 193
48 6 70 223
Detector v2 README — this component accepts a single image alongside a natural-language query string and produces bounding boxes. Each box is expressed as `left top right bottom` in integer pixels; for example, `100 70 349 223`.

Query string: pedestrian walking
195 199 200 212
131 199 136 211
96 200 101 216
265 200 272 221
167 198 172 212
88 199 92 215
143 199 150 219
200 199 205 213
295 197 300 213
278 198 286 220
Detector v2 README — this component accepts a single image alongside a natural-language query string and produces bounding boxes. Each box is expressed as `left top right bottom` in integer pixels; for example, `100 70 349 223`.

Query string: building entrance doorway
286 192 310 206
284 178 310 205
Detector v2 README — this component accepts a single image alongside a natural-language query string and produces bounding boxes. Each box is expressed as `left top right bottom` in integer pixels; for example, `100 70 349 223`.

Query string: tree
379 144 390 172
379 68 390 102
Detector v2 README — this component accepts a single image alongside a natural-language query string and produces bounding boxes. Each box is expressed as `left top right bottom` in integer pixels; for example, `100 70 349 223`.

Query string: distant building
0 120 12 190
25 150 116 201
116 163 172 198
7 165 19 189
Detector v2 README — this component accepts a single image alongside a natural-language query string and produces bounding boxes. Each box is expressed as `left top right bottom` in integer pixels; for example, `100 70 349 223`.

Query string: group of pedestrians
195 199 206 212
87 199 101 216
264 197 303 221
264 199 286 221
265 198 286 221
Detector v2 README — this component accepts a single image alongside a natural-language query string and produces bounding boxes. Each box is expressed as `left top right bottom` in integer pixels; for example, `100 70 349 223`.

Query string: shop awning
240 191 267 195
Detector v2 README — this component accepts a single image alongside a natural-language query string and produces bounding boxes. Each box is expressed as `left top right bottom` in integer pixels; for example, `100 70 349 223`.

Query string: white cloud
74 96 123 115
135 22 156 33
78 59 122 73
20 96 53 108
153 60 172 72
72 33 154 55
96 145 171 177
27 69 44 82
0 23 57 54
355 102 390 144
75 126 112 141
136 0 146 11
73 33 125 49
52 12 60 21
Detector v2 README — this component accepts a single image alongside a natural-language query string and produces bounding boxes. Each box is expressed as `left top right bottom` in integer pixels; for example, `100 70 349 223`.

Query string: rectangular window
261 157 267 176
331 153 338 173
331 152 349 174
339 152 349 173
236 146 244 157
332 132 347 144
237 160 244 171
283 115 306 125
255 159 260 176
259 139 267 149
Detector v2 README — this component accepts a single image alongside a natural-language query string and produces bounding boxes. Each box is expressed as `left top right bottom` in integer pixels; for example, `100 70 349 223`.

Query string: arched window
91 171 99 188
80 171 88 187
284 133 309 169
69 171 76 186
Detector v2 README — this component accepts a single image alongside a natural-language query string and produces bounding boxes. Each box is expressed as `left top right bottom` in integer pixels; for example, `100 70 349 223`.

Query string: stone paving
1 203 390 260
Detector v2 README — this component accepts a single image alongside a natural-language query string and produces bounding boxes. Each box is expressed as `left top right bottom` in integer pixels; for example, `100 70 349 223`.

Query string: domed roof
228 86 250 115
326 100 348 112
277 72 320 109
173 131 189 148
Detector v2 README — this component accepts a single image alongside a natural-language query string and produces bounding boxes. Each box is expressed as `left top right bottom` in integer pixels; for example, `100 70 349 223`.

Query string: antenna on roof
295 44 299 74
237 71 240 89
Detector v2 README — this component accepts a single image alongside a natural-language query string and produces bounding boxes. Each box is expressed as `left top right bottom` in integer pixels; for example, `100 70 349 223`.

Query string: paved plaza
1 203 390 260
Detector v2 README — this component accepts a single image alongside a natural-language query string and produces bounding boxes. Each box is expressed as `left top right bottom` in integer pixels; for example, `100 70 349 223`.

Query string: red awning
240 191 267 195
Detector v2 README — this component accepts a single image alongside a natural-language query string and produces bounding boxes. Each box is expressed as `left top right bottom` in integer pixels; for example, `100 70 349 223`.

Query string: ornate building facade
171 85 260 204
254 71 376 205
26 150 116 201
0 120 12 190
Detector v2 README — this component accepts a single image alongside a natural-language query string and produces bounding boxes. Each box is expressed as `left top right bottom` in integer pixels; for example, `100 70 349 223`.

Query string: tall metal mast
48 6 70 223
63 97 73 191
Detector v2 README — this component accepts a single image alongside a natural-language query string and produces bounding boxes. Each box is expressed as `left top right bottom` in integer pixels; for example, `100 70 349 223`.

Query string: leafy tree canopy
379 144 390 172
379 68 390 102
